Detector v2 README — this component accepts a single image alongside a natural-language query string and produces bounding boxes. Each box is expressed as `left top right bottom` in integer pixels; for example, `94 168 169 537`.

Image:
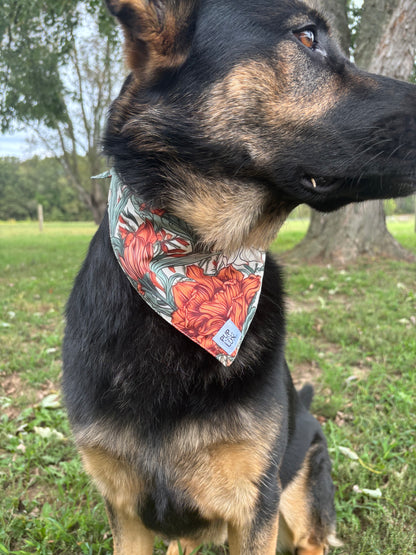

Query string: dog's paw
166 540 202 555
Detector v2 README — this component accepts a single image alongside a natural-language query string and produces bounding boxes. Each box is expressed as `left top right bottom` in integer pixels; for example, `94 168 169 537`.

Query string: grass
0 217 415 554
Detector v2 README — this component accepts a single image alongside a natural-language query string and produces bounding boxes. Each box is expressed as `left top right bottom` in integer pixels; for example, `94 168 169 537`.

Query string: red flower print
118 219 161 290
171 265 261 355
118 217 190 293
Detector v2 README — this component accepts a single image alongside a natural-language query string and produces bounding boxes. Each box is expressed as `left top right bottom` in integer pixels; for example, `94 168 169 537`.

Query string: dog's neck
103 170 266 366
159 165 290 253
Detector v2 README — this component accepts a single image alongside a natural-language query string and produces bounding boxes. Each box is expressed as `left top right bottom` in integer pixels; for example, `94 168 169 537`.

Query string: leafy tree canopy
0 0 116 132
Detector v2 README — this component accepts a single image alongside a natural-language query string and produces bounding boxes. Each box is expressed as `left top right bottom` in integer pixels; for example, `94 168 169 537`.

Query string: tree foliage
1 0 123 222
0 156 91 221
0 0 116 132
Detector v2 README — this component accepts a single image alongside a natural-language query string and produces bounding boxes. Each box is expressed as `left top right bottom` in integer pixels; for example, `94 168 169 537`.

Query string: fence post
38 204 44 232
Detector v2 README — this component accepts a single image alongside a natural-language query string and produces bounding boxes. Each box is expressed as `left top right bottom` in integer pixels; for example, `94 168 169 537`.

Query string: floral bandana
101 170 266 366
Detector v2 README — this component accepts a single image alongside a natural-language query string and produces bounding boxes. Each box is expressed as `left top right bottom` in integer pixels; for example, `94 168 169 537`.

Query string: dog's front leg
166 539 202 555
227 481 280 555
105 500 155 555
78 446 155 554
228 513 279 555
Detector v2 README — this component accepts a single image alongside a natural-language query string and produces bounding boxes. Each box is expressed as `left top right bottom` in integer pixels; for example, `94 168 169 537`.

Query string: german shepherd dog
62 0 416 553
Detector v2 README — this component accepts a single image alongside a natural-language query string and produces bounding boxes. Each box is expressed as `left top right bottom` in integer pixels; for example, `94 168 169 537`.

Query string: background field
0 218 415 554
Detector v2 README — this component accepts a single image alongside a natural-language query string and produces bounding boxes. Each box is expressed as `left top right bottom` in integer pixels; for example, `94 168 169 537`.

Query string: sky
0 131 51 159
0 132 30 159
0 128 58 159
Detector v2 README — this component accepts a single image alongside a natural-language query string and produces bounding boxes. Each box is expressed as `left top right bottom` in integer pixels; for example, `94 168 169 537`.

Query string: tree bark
355 0 416 79
288 0 416 264
296 202 414 263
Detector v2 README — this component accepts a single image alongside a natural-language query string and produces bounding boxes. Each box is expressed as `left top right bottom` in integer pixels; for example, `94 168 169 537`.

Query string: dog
62 0 416 553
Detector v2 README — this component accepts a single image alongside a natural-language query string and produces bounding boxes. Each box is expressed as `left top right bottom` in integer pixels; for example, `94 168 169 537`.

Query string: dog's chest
138 436 275 537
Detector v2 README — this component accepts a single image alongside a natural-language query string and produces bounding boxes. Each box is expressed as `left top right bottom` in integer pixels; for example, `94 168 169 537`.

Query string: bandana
99 170 266 366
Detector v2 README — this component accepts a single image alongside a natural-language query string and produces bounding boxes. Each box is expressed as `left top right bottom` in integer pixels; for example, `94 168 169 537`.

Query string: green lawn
0 218 415 554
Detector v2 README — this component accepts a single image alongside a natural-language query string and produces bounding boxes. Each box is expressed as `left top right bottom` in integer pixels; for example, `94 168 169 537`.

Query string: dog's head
104 0 416 251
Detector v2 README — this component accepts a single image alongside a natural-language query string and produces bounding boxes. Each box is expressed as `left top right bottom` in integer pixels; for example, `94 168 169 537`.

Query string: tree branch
71 32 92 149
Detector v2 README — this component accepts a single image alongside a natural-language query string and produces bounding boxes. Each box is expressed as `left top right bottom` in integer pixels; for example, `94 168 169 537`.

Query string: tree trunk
294 203 414 264
59 154 107 225
288 0 416 264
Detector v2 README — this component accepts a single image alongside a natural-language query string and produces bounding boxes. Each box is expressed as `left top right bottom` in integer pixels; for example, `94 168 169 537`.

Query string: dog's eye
295 29 315 49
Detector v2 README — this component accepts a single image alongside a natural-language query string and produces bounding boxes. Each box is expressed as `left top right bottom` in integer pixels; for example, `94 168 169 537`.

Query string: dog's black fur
62 0 416 553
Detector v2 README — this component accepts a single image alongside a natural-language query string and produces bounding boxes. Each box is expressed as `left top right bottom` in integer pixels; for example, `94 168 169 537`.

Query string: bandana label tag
213 320 242 355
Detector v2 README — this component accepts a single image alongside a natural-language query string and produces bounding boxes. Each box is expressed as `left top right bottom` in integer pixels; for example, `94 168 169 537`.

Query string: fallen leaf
40 393 60 408
34 426 64 441
353 485 382 498
339 446 359 460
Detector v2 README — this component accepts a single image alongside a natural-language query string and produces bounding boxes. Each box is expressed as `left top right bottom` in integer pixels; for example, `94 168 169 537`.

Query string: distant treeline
0 157 92 221
0 155 414 222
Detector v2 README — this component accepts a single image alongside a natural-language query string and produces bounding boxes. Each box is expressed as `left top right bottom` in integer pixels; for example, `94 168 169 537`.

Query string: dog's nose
367 108 416 171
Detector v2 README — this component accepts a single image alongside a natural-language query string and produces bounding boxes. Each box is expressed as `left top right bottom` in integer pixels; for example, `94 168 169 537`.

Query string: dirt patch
0 373 25 419
0 372 60 419
1 372 24 396
286 298 317 314
345 362 372 382
35 378 60 403
290 361 322 389
315 340 343 356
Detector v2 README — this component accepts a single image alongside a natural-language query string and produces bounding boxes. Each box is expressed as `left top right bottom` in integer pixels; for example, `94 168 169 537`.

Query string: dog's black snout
401 115 416 154
368 111 416 168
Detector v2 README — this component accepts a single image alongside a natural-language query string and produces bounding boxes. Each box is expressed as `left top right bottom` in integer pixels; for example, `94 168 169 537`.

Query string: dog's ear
106 0 198 82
